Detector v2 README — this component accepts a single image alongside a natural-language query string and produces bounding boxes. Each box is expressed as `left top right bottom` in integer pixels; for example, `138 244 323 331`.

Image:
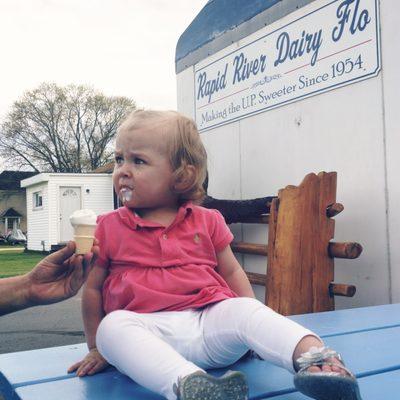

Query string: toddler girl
69 110 362 400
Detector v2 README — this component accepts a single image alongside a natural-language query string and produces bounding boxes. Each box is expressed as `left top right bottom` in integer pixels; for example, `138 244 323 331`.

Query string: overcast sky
0 0 208 120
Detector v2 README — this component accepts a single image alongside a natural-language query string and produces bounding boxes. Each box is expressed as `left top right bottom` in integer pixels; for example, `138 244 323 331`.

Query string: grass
0 250 45 278
0 244 25 249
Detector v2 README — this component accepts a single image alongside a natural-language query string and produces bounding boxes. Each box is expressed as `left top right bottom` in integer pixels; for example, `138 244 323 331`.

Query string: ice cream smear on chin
69 209 97 227
120 187 133 203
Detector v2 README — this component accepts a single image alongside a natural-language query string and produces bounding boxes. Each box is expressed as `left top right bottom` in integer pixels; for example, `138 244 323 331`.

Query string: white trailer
176 0 399 308
21 173 113 252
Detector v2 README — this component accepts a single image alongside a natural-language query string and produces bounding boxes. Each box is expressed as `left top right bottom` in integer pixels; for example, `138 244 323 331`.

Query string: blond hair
117 110 207 203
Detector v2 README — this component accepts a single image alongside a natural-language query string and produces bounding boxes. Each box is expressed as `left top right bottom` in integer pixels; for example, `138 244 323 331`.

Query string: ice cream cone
74 224 96 237
69 209 97 254
73 225 96 254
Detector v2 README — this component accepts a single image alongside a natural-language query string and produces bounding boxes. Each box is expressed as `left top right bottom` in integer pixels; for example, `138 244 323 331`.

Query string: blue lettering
201 108 227 126
274 29 322 67
332 0 371 42
196 63 228 103
274 32 289 67
232 52 267 84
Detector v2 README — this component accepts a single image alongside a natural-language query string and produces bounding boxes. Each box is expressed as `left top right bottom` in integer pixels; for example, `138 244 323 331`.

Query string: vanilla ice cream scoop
69 209 97 227
69 209 97 254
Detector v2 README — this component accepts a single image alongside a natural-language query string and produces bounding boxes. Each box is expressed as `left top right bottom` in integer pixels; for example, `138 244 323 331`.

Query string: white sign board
194 0 380 132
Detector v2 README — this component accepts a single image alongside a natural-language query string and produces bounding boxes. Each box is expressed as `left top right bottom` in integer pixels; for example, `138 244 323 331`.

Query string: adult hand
68 348 109 377
26 240 99 306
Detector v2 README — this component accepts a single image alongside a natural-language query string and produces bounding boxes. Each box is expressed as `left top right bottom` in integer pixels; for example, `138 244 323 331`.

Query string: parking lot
0 289 85 355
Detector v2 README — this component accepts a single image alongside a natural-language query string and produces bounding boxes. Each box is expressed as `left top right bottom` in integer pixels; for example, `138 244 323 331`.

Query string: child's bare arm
216 245 255 298
68 264 108 376
81 265 108 348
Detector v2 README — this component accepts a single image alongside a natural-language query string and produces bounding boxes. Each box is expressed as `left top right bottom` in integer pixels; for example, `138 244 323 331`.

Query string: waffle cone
73 224 96 254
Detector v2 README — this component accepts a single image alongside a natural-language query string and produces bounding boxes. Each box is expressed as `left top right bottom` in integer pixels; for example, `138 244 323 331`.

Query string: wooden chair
230 171 362 316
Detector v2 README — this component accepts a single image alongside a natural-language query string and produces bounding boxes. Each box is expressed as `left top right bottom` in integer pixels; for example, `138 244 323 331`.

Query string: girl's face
113 126 178 211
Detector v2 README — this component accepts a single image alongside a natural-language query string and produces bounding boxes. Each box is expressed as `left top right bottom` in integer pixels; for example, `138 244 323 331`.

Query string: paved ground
0 289 86 354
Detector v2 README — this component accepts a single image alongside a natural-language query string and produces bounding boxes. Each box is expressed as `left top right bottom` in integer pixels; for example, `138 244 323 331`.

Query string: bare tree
0 83 136 172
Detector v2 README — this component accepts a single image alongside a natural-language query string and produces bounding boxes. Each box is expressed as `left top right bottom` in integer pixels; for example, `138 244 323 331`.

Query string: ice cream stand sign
194 0 380 132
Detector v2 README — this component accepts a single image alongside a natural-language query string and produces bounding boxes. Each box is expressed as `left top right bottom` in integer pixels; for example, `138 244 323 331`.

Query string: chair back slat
229 172 362 315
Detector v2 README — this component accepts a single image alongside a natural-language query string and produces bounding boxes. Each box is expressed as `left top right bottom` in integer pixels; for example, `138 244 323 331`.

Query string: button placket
159 231 167 265
159 228 183 265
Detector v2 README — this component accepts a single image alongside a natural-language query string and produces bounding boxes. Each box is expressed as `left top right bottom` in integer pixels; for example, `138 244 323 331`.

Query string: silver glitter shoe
174 370 248 400
294 346 362 400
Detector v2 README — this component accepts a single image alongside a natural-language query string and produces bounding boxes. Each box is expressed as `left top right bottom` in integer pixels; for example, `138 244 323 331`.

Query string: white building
176 0 399 308
21 173 114 252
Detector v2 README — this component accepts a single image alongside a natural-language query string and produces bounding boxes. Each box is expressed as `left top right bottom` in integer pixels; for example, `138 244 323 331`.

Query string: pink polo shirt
95 202 237 314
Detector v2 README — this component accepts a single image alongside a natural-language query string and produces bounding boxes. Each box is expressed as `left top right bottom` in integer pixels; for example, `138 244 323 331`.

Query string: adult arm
0 241 98 316
216 245 255 298
0 275 32 315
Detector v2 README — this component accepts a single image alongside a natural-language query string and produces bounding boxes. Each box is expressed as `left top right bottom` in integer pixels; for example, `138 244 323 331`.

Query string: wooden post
231 242 268 256
329 283 356 297
266 172 337 315
326 203 344 217
328 242 363 259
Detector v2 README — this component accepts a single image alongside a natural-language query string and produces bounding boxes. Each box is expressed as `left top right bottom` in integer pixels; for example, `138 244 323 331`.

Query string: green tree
0 83 135 172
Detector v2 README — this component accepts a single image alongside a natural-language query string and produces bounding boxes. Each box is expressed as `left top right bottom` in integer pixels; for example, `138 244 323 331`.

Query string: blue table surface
1 303 399 399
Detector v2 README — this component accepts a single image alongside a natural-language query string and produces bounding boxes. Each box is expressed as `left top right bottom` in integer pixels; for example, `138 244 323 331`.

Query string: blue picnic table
1 303 399 399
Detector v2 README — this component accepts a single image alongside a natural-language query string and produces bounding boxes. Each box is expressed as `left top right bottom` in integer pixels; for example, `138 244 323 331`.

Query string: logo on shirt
194 233 201 244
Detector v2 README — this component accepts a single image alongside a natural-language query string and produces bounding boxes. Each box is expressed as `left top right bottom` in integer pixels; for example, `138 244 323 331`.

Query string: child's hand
68 347 109 377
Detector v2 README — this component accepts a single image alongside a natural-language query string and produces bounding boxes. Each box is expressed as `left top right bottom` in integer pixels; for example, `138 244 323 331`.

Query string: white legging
96 297 316 400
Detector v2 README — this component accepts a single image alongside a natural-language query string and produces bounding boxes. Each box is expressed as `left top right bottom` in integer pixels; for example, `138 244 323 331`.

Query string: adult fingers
81 253 96 282
46 241 76 265
81 241 100 280
69 256 86 293
89 239 100 265
82 251 94 266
